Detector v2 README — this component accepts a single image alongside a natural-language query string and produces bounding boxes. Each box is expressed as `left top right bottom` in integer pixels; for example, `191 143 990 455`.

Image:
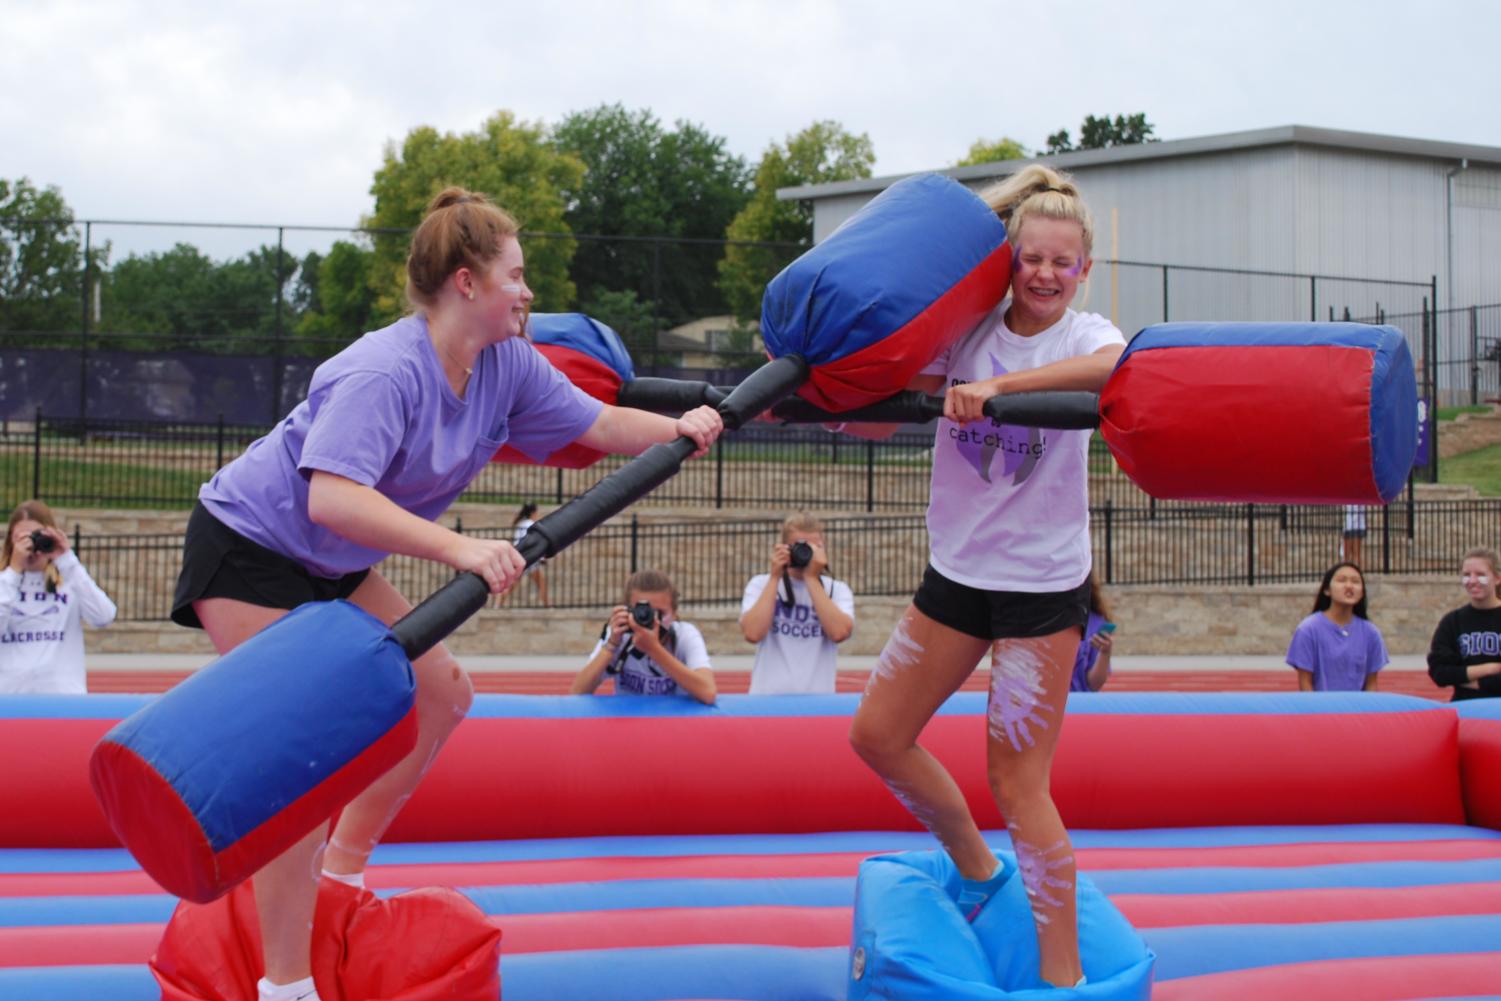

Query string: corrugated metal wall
806 144 1494 342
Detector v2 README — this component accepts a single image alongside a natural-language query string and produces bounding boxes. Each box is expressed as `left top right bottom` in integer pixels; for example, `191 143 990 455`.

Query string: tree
293 240 378 353
955 136 1029 167
579 289 658 363
1045 114 1157 154
101 242 298 351
366 111 584 321
717 121 876 322
0 178 92 338
552 104 750 327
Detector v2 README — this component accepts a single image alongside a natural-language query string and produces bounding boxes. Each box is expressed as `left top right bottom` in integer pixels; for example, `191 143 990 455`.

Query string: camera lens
631 601 657 629
789 541 813 569
29 530 55 554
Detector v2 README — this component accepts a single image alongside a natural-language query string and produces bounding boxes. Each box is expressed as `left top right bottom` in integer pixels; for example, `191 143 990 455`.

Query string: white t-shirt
588 620 711 698
741 573 855 694
923 300 1125 592
0 553 117 694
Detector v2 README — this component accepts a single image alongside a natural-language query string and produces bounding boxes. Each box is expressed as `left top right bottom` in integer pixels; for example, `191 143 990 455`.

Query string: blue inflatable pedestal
848 851 1154 999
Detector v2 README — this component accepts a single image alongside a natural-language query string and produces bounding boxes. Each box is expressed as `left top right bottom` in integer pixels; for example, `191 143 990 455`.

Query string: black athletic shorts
912 564 1090 641
170 502 369 629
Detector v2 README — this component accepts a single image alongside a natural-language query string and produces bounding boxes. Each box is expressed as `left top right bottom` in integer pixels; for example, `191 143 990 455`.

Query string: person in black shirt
1427 547 1501 701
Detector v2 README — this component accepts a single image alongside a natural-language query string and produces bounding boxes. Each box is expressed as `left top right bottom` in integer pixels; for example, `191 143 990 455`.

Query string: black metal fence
70 498 1499 622
0 216 1448 426
1 411 938 512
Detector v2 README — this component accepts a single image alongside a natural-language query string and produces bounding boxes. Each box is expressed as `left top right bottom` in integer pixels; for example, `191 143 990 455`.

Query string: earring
466 291 475 301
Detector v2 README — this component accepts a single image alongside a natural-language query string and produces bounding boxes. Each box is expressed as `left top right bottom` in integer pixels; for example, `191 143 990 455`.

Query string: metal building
780 125 1501 401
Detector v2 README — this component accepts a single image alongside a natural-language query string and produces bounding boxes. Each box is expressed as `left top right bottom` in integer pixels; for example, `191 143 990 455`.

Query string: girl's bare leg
193 597 323 986
987 629 1084 988
849 605 996 879
320 569 474 876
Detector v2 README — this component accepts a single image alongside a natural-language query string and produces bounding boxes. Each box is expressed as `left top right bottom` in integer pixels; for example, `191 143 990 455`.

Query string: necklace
436 341 474 377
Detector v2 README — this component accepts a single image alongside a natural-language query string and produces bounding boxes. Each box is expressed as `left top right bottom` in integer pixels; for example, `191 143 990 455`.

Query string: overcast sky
4 0 1496 259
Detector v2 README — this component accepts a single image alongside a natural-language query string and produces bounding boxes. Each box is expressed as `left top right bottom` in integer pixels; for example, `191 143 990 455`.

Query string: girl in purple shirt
1286 561 1389 692
171 188 722 1001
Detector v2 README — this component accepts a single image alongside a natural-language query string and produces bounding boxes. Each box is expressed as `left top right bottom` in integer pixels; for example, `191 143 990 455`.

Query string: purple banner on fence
0 347 320 424
1414 397 1430 468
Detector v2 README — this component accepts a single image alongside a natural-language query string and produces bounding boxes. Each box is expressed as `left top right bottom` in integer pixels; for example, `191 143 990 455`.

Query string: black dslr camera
629 600 675 645
788 540 813 570
630 600 659 629
29 529 56 554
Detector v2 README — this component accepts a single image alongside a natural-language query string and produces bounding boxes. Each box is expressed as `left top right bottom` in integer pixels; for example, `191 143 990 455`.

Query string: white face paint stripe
885 776 941 828
870 616 925 686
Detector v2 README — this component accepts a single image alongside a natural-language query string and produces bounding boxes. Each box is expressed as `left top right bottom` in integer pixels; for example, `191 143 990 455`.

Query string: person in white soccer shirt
1 500 116 694
847 165 1125 990
572 569 716 705
740 512 854 693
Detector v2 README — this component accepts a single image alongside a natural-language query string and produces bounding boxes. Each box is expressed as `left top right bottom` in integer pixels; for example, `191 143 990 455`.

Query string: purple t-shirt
200 314 602 577
1286 612 1389 692
1070 611 1109 692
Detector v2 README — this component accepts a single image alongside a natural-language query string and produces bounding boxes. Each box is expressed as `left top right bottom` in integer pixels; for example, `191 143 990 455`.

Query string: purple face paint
1010 832 1076 925
988 642 1054 751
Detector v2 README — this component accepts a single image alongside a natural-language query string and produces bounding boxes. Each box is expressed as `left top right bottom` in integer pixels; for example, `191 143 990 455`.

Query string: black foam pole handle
390 354 809 660
615 377 727 413
769 390 1101 430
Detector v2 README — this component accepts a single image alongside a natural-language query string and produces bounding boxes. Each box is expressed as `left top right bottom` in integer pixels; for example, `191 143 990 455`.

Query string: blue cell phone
1098 622 1117 634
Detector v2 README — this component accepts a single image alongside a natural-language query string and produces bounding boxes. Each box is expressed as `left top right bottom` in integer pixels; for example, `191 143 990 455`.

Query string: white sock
257 975 319 1001
321 867 365 889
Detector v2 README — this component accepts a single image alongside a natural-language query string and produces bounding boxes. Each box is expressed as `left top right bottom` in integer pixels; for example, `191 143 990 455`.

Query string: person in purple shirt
1070 571 1114 692
169 187 722 1001
1286 561 1389 692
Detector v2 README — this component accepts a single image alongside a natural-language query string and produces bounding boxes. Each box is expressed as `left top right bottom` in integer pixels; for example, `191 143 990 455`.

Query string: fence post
1472 305 1481 406
455 515 463 534
866 440 876 512
79 221 91 424
215 413 225 469
1246 502 1255 586
32 407 42 500
714 439 724 509
1309 275 1317 321
1406 474 1415 540
1424 292 1439 484
555 466 564 505
1161 265 1169 322
630 514 639 573
1381 499 1391 574
73 523 82 561
1103 499 1114 584
271 227 285 424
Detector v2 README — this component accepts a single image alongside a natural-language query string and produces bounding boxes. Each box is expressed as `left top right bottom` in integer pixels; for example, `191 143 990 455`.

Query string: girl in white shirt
1 500 116 694
848 165 1125 990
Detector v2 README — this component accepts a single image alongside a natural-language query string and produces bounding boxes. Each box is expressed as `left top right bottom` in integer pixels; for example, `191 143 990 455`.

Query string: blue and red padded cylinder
1101 322 1417 504
89 601 417 903
494 312 635 469
760 172 1012 412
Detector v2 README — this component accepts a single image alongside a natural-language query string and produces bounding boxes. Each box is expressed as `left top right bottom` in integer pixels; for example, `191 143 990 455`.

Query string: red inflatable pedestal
151 877 501 1000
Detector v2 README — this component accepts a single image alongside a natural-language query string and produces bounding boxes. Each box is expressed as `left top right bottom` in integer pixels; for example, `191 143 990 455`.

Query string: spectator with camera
571 569 716 704
1 500 117 694
739 513 855 694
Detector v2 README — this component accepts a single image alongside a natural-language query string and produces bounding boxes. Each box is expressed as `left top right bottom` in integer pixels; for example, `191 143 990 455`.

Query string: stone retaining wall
87 574 1461 660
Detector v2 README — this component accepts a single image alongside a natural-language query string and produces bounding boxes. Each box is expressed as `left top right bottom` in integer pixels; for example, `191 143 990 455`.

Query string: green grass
1440 442 1501 496
0 453 206 511
1437 405 1492 422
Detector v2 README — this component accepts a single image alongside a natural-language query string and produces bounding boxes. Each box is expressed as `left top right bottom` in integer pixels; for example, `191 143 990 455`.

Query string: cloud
3 0 1495 261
